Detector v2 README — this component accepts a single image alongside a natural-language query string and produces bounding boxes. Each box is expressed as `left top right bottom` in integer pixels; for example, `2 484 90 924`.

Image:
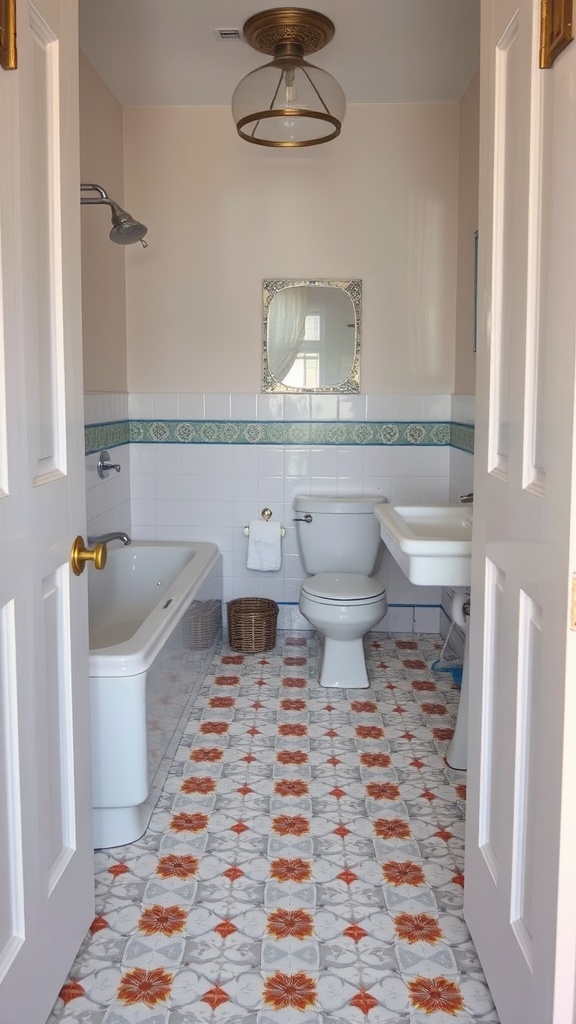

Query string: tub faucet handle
460 492 473 504
97 450 122 479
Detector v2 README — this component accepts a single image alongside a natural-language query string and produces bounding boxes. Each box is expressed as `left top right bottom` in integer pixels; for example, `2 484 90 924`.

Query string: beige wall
454 72 480 394
79 52 128 392
123 104 459 394
79 57 481 399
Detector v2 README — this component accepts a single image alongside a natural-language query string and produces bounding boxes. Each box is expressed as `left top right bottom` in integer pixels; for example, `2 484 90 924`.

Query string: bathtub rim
89 540 221 678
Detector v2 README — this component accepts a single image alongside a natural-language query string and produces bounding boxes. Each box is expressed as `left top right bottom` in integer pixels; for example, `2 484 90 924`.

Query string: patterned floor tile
47 632 499 1024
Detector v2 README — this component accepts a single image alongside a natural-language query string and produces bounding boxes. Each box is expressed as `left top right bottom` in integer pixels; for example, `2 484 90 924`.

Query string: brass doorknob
70 536 107 576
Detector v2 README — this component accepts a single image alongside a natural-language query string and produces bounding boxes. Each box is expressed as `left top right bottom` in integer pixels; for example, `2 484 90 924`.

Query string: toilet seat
302 572 386 604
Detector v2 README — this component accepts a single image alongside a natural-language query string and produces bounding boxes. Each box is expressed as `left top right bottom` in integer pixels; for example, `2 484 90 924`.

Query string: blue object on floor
431 658 462 688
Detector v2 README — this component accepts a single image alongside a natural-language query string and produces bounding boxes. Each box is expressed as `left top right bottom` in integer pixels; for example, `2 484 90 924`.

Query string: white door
0 2 94 1022
465 1 576 1020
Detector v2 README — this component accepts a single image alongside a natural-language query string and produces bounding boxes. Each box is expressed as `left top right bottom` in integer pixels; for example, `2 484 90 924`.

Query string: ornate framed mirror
262 279 361 393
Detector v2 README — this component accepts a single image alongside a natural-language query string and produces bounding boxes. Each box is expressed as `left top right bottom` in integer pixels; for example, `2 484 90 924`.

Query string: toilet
293 495 388 688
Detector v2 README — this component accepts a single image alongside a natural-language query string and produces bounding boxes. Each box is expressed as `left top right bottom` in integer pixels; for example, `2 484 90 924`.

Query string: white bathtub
89 541 222 849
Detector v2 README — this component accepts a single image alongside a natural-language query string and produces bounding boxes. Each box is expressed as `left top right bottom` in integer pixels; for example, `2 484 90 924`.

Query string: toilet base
316 635 370 689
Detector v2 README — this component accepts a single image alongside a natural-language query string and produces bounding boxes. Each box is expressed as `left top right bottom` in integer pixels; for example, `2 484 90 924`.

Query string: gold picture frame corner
540 0 574 69
0 0 18 71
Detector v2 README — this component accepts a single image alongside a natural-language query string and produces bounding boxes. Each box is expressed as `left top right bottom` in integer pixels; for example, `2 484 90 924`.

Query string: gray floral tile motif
47 632 497 1024
85 420 474 454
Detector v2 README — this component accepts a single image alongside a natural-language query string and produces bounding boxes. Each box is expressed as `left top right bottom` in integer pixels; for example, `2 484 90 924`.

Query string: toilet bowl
300 573 387 688
293 496 388 689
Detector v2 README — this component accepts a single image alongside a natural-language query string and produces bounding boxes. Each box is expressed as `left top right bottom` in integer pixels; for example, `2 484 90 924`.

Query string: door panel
489 11 521 475
477 558 507 883
0 597 24 975
0 2 94 1021
40 565 76 884
510 590 540 967
29 6 67 481
465 1 576 1020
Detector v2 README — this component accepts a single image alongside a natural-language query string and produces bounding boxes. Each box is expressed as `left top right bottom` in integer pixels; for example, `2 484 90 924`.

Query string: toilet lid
302 573 386 601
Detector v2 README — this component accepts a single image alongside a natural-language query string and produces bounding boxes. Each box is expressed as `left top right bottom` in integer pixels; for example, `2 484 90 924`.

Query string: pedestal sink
374 503 472 770
373 504 472 586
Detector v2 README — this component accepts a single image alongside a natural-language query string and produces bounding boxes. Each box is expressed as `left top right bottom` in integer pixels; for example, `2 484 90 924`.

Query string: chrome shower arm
80 183 110 203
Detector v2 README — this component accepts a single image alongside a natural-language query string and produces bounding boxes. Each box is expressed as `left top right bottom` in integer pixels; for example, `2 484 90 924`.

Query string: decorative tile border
450 422 475 453
85 419 474 455
85 420 131 455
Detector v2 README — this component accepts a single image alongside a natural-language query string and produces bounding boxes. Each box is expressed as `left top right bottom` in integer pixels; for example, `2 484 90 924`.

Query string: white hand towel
246 519 282 571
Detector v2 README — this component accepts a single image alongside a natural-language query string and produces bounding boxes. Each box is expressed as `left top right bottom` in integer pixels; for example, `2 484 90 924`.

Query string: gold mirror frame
262 278 361 394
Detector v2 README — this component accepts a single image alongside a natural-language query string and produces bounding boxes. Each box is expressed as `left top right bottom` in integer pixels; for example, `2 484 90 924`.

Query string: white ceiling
78 0 480 108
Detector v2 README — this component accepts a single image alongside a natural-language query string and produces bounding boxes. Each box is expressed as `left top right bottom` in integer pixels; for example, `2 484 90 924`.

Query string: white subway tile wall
85 392 474 631
85 445 132 542
452 393 476 424
449 446 475 503
84 391 129 426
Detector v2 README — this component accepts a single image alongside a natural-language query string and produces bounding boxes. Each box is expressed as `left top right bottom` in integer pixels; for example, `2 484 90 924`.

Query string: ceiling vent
215 28 242 41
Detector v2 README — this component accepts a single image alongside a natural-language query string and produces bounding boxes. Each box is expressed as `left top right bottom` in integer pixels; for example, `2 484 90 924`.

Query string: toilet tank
293 495 386 575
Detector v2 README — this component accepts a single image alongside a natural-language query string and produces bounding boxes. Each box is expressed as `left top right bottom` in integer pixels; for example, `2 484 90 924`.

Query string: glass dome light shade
232 55 346 147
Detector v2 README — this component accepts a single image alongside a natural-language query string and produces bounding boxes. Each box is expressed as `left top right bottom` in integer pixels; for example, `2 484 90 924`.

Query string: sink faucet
87 531 131 546
460 493 473 504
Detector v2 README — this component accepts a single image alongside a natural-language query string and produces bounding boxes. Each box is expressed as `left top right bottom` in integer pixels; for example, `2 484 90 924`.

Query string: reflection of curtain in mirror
269 287 307 381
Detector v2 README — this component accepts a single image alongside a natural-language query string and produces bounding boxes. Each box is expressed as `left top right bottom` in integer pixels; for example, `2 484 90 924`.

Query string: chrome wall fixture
232 7 345 148
97 450 121 479
80 183 148 246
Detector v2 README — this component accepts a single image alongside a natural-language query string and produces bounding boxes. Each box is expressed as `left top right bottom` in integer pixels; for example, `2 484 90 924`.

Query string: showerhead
108 200 148 245
80 183 148 247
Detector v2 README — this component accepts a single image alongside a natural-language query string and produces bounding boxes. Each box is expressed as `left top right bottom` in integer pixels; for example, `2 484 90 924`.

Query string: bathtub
89 541 222 849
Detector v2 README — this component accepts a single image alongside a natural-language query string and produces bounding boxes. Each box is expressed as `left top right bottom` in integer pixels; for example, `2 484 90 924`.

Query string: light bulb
284 66 296 107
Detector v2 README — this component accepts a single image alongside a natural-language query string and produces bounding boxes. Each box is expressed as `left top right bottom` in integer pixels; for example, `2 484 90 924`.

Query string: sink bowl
374 504 472 586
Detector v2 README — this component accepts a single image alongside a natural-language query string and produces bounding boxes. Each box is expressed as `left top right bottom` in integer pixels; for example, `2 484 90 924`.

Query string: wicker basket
227 597 279 653
182 599 222 649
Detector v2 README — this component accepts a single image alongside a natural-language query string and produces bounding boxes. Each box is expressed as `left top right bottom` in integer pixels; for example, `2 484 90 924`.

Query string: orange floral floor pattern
48 632 499 1024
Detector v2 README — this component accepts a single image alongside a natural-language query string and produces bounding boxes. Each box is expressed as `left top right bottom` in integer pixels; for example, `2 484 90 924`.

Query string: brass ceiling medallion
242 8 335 55
232 7 345 148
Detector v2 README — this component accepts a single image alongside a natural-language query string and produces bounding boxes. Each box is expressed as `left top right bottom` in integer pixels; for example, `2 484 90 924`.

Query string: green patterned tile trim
85 420 130 454
85 419 474 454
450 422 474 453
129 419 453 446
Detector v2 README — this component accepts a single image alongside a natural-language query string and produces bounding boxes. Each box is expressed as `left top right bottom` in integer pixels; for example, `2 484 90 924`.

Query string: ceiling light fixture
232 7 345 148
